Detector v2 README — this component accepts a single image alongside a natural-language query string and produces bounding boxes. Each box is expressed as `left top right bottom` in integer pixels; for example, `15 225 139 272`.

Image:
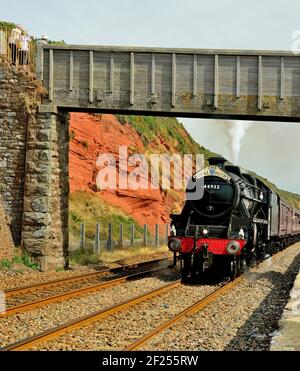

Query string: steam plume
225 121 253 164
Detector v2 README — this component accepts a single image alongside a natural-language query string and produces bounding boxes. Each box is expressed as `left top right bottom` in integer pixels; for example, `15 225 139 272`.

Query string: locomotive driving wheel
229 258 237 281
229 256 242 281
240 257 248 274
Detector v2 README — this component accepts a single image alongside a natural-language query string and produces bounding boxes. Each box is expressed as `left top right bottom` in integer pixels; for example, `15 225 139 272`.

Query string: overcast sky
2 0 300 193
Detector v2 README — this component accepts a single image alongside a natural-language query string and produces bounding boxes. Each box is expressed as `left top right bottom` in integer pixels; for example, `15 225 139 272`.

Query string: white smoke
225 121 253 164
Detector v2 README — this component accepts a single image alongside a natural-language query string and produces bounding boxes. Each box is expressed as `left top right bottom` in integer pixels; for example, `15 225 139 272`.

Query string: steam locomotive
168 157 300 281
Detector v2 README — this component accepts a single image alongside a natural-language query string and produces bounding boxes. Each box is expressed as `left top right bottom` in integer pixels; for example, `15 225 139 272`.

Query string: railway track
4 257 171 298
1 242 296 351
125 277 243 350
1 267 169 317
1 275 243 351
2 257 172 310
1 280 181 351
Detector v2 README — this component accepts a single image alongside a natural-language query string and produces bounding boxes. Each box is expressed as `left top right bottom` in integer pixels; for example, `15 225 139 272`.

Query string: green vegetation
0 253 39 271
69 191 146 245
47 40 66 45
0 21 17 31
116 115 217 160
70 248 100 265
70 245 169 265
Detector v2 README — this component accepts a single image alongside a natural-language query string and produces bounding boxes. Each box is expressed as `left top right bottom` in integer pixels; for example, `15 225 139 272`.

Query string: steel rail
125 277 243 350
3 257 170 297
1 280 181 351
129 247 290 353
1 267 169 317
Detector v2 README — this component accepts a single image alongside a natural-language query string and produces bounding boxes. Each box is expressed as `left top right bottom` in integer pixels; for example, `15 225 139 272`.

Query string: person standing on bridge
8 25 22 65
19 30 31 65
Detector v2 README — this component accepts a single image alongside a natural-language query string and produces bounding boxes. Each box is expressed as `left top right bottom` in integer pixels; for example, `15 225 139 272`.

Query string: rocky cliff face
69 113 185 233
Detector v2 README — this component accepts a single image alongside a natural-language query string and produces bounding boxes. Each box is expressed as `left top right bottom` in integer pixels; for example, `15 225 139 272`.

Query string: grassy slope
69 192 146 245
116 115 217 160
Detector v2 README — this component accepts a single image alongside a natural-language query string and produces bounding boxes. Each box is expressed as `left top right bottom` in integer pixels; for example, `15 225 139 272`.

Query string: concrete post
119 223 124 247
80 222 85 249
155 224 159 248
95 222 100 254
143 224 148 247
107 223 113 251
130 224 135 247
165 224 169 243
80 222 86 249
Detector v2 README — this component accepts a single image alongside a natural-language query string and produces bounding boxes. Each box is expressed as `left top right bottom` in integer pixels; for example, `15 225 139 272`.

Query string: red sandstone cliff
69 113 183 233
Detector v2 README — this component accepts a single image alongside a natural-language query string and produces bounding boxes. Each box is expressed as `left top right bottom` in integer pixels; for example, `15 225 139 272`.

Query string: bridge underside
57 107 300 123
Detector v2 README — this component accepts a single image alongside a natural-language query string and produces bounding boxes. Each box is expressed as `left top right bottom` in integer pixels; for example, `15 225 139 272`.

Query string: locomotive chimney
208 157 227 170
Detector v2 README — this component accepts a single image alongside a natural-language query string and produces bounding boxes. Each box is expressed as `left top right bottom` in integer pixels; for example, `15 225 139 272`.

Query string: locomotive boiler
168 157 300 281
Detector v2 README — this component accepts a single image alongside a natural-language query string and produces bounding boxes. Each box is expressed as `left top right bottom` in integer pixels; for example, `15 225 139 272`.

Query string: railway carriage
168 157 300 281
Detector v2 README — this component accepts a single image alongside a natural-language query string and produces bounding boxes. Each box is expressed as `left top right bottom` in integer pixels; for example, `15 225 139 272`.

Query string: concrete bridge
1 43 300 271
37 43 300 121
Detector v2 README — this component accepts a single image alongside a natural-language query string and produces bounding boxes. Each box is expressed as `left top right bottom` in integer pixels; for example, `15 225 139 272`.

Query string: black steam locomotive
168 157 300 281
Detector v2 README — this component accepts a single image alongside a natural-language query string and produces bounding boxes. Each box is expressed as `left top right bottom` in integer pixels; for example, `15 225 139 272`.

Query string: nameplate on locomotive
194 166 231 181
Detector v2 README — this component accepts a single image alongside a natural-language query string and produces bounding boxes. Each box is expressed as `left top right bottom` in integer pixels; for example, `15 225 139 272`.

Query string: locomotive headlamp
202 229 209 236
226 241 241 255
168 238 182 253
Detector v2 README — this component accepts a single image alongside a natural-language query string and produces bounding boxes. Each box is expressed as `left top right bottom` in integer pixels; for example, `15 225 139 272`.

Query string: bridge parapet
36 43 300 120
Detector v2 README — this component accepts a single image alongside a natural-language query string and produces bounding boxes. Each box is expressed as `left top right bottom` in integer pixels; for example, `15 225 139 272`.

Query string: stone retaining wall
0 57 41 248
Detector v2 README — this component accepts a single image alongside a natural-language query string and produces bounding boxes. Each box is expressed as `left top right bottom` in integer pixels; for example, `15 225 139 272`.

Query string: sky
2 0 300 193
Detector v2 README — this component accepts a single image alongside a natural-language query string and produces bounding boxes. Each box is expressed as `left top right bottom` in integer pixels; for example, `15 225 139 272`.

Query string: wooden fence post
95 222 100 254
80 222 85 249
107 223 113 251
119 223 124 247
130 224 135 247
155 224 159 248
143 224 148 247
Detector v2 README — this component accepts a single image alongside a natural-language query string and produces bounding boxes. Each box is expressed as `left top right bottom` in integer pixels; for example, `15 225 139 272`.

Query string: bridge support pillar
21 107 69 271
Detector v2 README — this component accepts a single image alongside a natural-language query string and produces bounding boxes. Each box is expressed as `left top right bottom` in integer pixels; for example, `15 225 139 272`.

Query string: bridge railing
0 28 35 70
